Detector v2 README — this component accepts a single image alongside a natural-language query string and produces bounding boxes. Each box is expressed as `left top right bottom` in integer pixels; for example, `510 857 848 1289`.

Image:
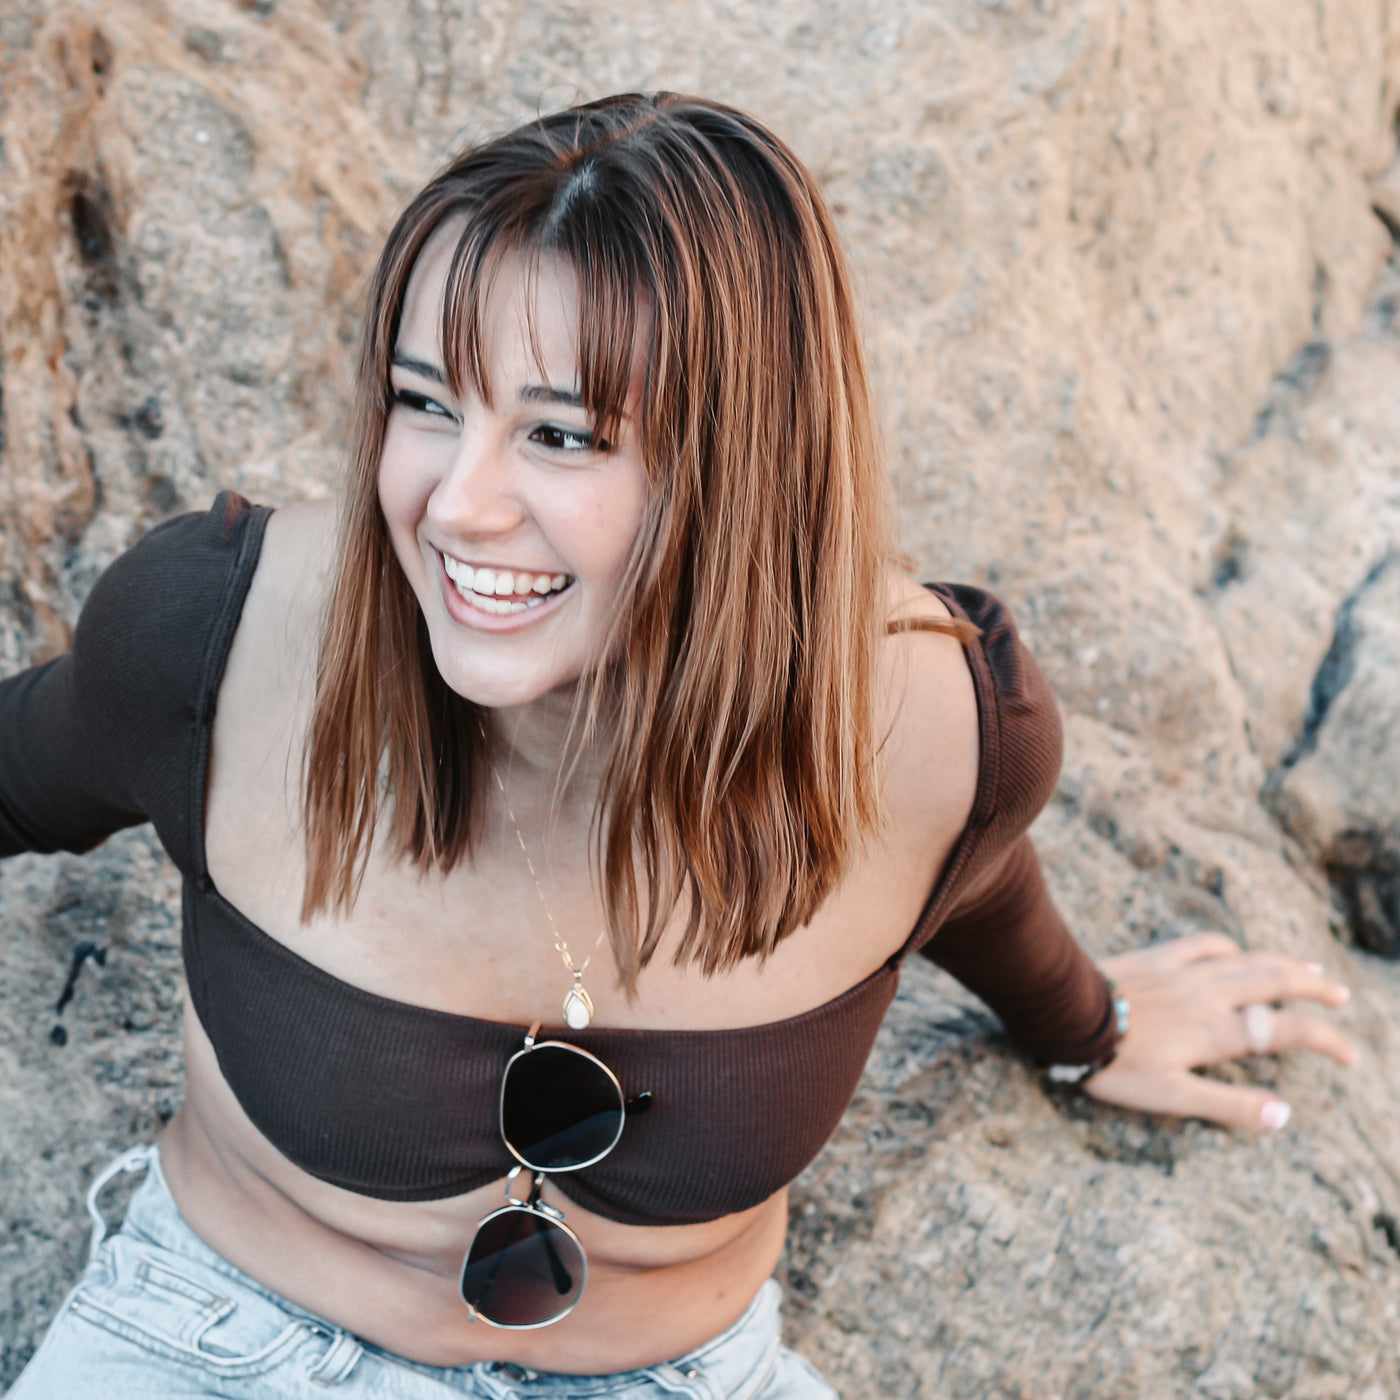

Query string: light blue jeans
7 1145 836 1399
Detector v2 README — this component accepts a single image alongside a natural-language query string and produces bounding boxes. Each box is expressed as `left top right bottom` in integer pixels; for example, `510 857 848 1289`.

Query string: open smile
434 550 574 621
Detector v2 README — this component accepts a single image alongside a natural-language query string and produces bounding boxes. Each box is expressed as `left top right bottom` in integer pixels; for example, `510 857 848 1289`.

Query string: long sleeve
0 492 270 872
904 583 1117 1067
918 834 1116 1064
0 650 147 855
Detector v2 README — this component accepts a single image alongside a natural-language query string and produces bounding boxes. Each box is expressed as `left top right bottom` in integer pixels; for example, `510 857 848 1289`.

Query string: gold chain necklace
479 722 607 1030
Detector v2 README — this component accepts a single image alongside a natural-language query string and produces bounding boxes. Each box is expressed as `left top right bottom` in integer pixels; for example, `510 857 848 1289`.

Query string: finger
1161 1075 1293 1134
1217 957 1351 1010
1147 933 1241 969
1087 1067 1291 1133
1261 1010 1359 1067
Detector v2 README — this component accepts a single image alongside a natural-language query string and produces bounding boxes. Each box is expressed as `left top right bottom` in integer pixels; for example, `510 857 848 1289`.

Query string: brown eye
530 424 596 452
390 388 454 418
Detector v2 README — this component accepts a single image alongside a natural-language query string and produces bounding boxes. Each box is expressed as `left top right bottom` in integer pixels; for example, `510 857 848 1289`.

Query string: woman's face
379 224 649 711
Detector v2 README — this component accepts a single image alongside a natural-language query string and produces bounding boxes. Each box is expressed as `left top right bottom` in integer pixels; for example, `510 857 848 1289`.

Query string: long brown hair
302 93 971 987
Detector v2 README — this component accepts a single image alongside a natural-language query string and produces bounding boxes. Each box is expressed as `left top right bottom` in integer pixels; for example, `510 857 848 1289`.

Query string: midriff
159 996 790 1372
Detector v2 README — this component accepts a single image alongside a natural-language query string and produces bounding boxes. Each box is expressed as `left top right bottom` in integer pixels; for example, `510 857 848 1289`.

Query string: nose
425 418 526 539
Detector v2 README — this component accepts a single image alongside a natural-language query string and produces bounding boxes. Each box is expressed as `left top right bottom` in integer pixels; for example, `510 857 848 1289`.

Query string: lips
437 552 573 616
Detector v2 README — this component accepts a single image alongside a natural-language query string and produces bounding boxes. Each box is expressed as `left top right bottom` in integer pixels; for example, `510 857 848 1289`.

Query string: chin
426 643 583 713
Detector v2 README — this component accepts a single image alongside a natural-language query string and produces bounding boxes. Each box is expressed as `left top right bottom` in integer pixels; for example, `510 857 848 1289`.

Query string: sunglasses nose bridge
502 1164 546 1208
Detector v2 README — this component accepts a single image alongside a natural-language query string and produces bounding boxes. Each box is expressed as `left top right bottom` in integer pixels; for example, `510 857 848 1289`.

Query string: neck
482 689 608 812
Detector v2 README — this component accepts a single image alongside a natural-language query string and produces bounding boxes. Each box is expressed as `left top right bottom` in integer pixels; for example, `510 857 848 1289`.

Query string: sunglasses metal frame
460 1165 589 1329
498 1034 626 1173
460 1024 626 1329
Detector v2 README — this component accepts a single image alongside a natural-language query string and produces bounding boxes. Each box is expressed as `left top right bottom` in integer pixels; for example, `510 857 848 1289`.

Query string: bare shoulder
876 570 980 849
253 499 338 614
221 498 337 711
241 499 336 648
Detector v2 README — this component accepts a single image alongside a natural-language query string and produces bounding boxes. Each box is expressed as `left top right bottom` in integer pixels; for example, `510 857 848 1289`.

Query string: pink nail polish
1306 962 1323 975
1260 1100 1291 1132
1336 985 1351 1004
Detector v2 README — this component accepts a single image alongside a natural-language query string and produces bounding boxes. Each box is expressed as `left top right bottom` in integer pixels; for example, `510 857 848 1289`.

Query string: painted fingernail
1336 985 1351 1004
1307 962 1323 974
1260 1100 1291 1132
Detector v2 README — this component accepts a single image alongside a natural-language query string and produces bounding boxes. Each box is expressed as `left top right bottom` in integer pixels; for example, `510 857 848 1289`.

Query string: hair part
302 93 972 989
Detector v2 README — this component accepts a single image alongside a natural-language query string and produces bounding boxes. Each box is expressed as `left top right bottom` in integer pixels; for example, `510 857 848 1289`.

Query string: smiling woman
0 92 1356 1399
376 242 649 708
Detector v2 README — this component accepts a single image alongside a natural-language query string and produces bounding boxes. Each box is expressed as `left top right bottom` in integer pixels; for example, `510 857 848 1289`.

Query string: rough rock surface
2 1 1400 1396
1269 554 1400 956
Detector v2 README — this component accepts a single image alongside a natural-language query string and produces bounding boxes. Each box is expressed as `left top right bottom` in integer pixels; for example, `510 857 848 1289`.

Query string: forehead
396 219 582 375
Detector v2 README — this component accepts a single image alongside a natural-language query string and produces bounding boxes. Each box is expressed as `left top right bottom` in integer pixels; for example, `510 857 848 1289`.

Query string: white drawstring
85 1143 156 1257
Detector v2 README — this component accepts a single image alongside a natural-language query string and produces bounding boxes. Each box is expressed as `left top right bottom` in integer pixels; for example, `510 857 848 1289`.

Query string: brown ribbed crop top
0 493 1117 1226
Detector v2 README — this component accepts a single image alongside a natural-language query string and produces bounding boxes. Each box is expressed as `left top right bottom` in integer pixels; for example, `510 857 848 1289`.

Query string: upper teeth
442 556 569 613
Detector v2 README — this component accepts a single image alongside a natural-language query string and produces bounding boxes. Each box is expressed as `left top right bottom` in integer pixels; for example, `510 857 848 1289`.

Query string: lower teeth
458 587 560 614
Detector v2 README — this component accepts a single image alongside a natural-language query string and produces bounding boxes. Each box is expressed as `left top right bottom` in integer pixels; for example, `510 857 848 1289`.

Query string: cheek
377 427 435 553
578 469 649 580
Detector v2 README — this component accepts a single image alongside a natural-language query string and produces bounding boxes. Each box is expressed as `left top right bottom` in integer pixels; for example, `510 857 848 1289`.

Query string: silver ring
1242 1002 1274 1055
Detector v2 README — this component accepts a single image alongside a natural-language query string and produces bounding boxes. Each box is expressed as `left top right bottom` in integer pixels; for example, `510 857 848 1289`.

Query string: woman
2 93 1354 1398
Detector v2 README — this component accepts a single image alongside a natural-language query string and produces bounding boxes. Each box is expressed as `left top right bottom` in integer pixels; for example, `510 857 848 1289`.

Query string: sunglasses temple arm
524 1172 577 1297
543 1221 575 1295
475 1206 526 1308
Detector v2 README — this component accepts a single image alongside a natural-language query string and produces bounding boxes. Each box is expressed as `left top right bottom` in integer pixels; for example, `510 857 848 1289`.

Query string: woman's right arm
0 611 148 857
1 492 269 866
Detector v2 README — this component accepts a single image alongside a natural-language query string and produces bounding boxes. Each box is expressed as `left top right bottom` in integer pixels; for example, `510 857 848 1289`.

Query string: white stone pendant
562 984 594 1030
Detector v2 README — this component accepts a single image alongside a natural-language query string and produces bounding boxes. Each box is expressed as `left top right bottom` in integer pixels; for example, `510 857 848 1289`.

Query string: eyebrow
519 385 584 409
390 352 444 383
389 352 579 408
389 353 583 410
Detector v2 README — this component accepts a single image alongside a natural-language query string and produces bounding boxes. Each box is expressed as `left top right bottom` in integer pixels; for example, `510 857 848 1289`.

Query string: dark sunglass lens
502 1045 624 1171
461 1209 585 1327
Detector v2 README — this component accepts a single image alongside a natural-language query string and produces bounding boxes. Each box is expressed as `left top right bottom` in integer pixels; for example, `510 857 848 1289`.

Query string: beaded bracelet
1045 982 1131 1085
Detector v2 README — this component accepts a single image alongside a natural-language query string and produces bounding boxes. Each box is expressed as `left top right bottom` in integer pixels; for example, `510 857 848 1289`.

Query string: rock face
2 1 1400 1396
1269 555 1400 956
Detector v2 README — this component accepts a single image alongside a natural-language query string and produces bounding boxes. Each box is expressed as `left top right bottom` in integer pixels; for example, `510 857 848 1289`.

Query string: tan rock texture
2 1 1400 1395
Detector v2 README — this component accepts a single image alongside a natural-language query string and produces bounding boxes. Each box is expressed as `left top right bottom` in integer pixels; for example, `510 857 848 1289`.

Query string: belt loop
642 1361 721 1399
471 1362 529 1400
307 1329 363 1386
85 1143 156 1258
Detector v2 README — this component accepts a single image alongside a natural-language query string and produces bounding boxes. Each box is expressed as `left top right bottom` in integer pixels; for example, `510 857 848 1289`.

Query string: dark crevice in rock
1206 526 1248 592
1374 1212 1400 1259
1311 259 1330 330
1275 553 1394 772
48 939 108 1045
53 940 107 1017
1265 555 1400 955
1373 281 1400 337
65 170 120 305
1374 202 1400 246
1212 534 1245 588
89 28 112 81
1332 861 1400 958
115 395 164 440
1249 339 1331 441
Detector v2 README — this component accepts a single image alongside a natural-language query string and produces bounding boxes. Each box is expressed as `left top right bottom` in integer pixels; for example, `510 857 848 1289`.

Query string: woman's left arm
1085 933 1356 1132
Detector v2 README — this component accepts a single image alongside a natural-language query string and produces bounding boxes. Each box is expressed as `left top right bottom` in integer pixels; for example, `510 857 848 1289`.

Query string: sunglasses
460 1024 628 1328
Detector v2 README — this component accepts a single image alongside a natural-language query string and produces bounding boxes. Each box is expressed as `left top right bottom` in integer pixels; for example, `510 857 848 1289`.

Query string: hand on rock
1082 933 1356 1133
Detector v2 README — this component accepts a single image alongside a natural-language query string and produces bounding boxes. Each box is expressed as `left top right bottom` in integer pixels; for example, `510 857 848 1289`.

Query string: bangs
437 182 648 452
